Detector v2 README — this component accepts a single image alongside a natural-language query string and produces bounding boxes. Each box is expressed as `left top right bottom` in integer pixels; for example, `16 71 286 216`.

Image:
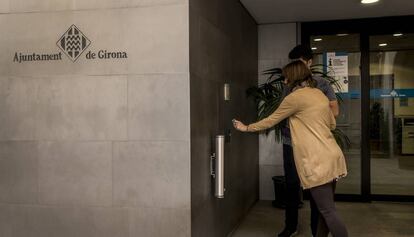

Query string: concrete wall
0 1 191 237
258 23 297 200
189 0 259 236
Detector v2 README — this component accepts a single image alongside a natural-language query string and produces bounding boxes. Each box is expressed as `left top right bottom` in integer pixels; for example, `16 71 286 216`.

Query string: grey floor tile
231 201 414 237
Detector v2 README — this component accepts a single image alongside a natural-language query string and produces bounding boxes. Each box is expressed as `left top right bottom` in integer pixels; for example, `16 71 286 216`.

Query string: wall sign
324 52 349 93
13 24 128 63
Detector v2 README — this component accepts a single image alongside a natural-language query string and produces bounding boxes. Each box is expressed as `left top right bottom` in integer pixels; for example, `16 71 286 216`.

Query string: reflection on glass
370 34 414 195
311 34 361 194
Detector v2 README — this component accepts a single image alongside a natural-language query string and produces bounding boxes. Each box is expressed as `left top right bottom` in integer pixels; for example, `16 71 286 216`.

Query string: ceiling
240 0 414 24
307 33 414 54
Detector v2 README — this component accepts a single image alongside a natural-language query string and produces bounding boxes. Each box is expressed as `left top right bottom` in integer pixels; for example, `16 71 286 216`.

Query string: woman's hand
232 119 248 132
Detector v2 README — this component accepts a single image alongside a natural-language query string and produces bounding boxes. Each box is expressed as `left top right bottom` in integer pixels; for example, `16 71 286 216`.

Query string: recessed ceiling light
337 34 349 36
379 43 387 47
393 33 403 37
361 0 379 4
314 38 322 42
311 47 317 50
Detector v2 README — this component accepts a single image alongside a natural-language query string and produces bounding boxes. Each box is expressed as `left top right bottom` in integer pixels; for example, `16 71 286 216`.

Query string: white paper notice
326 52 349 93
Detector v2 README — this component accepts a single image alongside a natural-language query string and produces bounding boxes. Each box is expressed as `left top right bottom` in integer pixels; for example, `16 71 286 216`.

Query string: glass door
310 34 362 195
369 33 414 196
303 16 414 201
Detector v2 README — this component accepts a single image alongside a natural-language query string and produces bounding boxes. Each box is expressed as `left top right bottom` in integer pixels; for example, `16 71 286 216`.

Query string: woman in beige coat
233 60 348 237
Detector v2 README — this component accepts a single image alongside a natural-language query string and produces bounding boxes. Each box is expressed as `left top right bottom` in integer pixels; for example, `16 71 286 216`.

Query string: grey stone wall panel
36 75 128 141
0 204 129 237
0 4 188 76
258 23 297 61
113 141 190 209
0 1 191 236
0 142 38 204
0 76 37 140
38 141 113 206
260 164 284 201
258 23 298 199
129 206 190 237
128 74 190 141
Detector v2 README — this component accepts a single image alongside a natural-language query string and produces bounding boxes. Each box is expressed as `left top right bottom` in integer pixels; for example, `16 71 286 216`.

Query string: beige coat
247 87 347 189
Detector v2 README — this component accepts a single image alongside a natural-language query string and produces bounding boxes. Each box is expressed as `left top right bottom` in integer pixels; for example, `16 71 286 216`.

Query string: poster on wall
324 52 349 93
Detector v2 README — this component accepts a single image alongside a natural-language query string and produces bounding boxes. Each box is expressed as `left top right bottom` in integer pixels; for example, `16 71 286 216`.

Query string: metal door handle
211 135 225 198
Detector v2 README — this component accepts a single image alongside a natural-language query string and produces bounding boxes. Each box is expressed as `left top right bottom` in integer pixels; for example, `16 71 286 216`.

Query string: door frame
301 15 414 202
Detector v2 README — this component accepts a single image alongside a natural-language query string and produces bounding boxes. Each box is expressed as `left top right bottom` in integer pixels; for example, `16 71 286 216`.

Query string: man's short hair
288 44 313 61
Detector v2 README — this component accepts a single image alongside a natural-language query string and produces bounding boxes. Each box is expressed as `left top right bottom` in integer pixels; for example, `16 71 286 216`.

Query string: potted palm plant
246 64 351 150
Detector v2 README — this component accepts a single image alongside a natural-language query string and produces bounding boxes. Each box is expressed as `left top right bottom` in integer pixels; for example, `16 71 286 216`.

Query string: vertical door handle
211 135 225 198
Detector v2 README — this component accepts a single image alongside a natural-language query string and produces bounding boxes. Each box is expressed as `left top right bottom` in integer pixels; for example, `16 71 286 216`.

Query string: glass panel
370 33 414 195
311 34 361 194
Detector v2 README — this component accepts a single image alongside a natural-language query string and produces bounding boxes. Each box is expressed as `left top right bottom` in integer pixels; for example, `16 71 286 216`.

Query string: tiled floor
230 201 414 237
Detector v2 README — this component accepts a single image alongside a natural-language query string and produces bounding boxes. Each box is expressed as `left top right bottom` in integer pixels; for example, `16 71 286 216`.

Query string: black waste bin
272 176 286 208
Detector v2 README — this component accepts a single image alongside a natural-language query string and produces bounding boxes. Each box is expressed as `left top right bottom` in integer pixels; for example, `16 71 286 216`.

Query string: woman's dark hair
288 44 313 61
282 60 316 90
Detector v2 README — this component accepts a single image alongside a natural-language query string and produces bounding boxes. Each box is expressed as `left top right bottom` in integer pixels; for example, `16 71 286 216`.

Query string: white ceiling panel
240 0 414 24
